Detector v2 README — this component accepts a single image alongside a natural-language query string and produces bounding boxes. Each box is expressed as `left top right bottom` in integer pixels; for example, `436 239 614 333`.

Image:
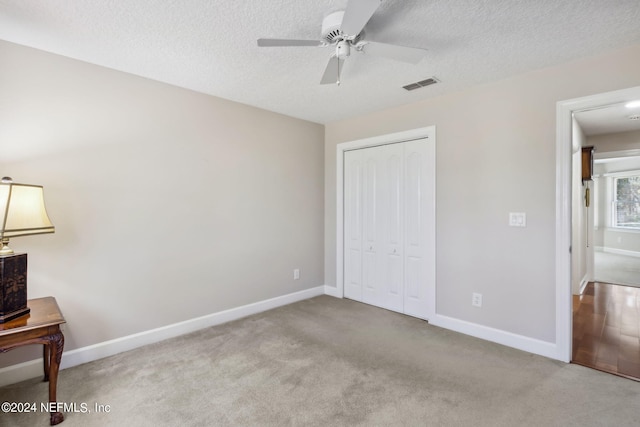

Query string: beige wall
325 43 640 343
4 36 640 369
590 129 640 153
0 41 324 367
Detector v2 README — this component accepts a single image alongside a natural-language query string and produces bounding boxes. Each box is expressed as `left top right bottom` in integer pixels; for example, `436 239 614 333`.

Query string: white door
344 149 363 301
377 143 404 312
403 139 435 319
343 138 435 319
361 146 380 307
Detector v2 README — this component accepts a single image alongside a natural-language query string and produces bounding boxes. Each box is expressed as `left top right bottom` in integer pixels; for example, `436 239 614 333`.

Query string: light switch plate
509 212 526 227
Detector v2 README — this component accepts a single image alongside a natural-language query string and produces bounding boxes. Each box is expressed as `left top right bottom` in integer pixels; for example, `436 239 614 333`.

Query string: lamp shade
0 177 55 245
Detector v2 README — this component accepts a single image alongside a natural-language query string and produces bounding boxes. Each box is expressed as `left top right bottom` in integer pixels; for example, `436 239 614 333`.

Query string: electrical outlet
472 293 482 307
293 269 300 280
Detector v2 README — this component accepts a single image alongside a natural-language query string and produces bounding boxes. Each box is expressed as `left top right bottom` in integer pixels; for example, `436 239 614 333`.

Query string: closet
343 138 435 319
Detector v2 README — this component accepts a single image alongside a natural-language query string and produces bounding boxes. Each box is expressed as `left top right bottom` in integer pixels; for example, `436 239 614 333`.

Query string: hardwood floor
572 282 640 380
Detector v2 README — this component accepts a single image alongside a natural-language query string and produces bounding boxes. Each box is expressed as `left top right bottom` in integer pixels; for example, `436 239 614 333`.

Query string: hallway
594 251 640 288
573 282 640 380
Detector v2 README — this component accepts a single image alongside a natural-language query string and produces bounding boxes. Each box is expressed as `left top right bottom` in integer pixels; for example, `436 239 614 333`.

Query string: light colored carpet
594 251 640 287
1 295 639 426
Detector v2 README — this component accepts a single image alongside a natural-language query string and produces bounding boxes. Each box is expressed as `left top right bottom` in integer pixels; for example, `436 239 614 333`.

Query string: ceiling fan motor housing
322 10 363 43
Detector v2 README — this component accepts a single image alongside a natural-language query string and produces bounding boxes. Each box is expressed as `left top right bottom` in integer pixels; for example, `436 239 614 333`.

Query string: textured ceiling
1 0 640 124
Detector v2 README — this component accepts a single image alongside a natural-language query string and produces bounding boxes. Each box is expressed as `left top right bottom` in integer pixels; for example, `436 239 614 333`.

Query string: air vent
403 77 439 91
324 29 342 43
323 30 363 44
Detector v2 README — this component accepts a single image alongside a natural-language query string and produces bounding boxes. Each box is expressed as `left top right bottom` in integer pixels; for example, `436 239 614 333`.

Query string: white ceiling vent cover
403 77 440 91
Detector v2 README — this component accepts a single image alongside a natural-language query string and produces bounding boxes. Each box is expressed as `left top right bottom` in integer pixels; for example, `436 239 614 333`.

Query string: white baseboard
579 276 590 295
602 247 640 258
430 314 559 361
323 285 342 298
1 285 565 387
0 286 325 387
325 285 560 360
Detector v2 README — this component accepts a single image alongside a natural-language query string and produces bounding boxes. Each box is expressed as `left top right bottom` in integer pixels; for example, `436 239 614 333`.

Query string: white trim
430 315 557 360
556 85 640 363
579 275 590 295
602 247 640 258
594 149 640 161
556 99 573 362
335 126 436 319
606 226 640 234
323 285 342 298
0 286 325 387
602 170 640 178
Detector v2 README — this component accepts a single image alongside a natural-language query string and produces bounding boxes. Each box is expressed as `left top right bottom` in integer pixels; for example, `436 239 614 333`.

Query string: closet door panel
380 144 404 312
362 147 382 306
405 256 421 299
403 138 434 319
343 149 363 301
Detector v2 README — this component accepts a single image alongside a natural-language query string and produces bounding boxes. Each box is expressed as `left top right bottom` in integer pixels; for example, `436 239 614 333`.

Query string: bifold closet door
344 149 363 302
360 144 404 312
402 139 433 319
343 139 433 319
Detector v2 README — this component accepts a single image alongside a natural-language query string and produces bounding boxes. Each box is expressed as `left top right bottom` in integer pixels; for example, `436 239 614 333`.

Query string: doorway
557 85 640 365
570 108 640 379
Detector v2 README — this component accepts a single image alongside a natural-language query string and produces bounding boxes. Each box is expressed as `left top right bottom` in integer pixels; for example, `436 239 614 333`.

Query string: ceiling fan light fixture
336 40 351 58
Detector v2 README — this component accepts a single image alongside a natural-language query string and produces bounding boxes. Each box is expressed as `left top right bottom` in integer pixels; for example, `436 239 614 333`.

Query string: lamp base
0 253 30 324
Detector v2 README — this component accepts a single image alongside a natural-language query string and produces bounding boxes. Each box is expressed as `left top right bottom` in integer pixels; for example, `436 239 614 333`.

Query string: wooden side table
0 297 66 425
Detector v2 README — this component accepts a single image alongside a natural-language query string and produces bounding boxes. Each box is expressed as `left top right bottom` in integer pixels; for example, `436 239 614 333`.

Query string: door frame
336 126 436 319
556 85 640 362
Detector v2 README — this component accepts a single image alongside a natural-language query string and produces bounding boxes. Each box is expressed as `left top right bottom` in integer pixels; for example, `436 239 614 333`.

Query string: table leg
47 331 65 426
43 344 50 381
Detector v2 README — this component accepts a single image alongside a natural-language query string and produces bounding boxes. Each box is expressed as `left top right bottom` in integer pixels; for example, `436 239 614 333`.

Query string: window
613 175 640 228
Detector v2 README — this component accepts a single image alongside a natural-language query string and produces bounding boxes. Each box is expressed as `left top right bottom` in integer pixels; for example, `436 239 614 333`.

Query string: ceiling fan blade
320 56 344 85
257 38 323 47
360 41 427 64
341 0 383 36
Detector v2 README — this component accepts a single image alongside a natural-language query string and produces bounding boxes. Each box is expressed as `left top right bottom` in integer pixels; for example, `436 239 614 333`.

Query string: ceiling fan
257 0 427 85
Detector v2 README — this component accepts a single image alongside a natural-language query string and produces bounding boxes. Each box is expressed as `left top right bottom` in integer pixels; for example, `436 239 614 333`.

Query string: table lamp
0 177 55 323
